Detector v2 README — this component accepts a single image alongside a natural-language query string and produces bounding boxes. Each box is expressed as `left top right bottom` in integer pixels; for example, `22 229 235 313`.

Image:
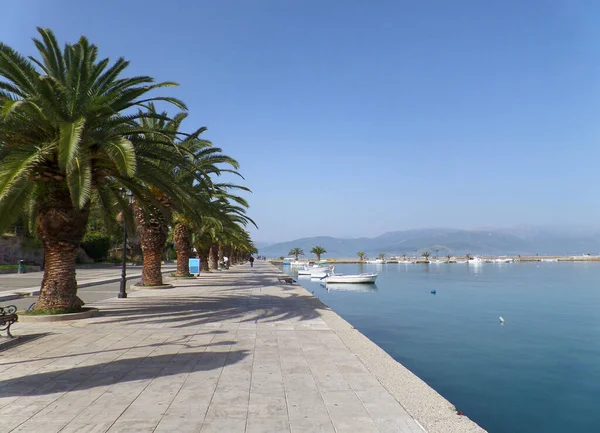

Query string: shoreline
272 263 486 432
269 255 600 264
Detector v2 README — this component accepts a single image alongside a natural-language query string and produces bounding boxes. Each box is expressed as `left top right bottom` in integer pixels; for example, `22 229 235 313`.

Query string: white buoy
499 316 505 323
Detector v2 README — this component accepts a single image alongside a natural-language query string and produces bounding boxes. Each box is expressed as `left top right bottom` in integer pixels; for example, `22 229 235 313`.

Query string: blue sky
3 0 600 242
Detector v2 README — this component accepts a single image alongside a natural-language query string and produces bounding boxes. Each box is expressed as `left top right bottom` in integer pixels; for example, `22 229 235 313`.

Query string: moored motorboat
298 265 334 277
366 259 386 264
324 273 378 284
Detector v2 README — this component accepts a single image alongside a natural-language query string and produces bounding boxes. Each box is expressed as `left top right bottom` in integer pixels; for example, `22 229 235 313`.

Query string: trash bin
18 260 26 274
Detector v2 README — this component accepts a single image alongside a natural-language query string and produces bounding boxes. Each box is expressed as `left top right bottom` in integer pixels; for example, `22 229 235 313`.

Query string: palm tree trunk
34 183 89 310
135 204 168 286
200 248 210 271
209 243 218 270
173 223 191 276
218 244 224 266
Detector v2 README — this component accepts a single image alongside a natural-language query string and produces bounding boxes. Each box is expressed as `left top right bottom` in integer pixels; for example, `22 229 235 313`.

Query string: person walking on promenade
249 256 255 267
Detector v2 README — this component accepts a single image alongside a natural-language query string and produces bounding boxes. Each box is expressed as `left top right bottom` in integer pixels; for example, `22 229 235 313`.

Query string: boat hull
325 273 378 284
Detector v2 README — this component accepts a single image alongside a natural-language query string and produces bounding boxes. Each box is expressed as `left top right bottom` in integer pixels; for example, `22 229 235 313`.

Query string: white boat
366 259 386 264
324 273 378 284
298 265 334 277
468 257 483 264
397 260 414 264
541 258 558 262
290 261 308 268
494 257 514 263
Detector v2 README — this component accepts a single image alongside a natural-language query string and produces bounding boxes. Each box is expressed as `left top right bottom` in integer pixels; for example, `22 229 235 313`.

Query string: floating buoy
431 290 437 294
499 316 505 323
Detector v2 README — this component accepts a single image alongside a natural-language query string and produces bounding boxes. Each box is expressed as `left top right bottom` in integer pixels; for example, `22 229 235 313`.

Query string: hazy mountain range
257 227 600 258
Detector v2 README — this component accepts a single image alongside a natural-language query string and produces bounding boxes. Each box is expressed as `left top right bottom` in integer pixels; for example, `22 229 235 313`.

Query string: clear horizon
5 0 599 243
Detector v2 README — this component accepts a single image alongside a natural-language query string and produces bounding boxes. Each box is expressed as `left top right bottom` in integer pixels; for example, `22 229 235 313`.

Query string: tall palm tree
466 253 473 260
357 251 365 261
288 248 304 261
377 253 386 260
131 106 236 284
169 126 247 276
311 246 326 261
0 29 186 310
422 252 430 260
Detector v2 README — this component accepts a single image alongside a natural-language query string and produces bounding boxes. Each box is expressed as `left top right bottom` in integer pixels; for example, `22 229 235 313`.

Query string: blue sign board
189 258 200 275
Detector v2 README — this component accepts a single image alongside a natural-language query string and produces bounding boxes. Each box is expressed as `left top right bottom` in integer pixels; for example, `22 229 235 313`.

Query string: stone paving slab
0 261 483 432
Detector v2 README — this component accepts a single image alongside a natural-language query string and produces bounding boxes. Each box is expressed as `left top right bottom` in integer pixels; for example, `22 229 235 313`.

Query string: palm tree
311 246 326 261
0 29 186 310
466 254 473 260
446 254 452 262
170 128 247 276
402 254 407 261
357 251 365 261
422 252 430 260
377 253 386 260
288 248 304 261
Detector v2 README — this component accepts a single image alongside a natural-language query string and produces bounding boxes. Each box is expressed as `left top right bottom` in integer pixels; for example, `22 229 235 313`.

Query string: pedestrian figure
249 256 254 267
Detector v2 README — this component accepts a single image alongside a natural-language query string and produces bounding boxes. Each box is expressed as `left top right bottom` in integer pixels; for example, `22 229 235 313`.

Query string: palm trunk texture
35 183 90 310
209 243 218 270
173 223 191 276
135 205 168 286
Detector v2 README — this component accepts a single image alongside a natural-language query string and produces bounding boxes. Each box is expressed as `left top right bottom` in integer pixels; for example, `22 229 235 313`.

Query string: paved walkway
0 262 479 433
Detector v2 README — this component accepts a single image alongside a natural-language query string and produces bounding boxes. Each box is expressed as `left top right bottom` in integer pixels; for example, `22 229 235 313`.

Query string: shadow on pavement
0 347 250 397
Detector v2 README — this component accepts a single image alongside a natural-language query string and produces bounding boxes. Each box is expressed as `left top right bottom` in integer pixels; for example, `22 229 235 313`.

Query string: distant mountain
259 228 600 258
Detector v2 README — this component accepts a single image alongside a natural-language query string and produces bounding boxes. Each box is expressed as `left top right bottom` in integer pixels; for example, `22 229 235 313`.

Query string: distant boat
495 257 514 263
366 259 387 264
324 273 378 284
297 265 334 276
541 258 558 262
468 257 483 265
397 260 415 264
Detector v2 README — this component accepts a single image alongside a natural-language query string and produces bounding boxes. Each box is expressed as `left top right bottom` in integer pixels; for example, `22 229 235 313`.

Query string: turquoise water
284 262 600 433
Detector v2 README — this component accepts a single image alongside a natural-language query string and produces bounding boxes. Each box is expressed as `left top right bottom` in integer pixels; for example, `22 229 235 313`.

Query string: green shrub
81 231 111 261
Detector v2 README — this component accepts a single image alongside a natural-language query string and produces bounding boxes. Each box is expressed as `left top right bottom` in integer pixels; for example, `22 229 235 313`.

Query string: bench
277 276 296 285
0 305 18 338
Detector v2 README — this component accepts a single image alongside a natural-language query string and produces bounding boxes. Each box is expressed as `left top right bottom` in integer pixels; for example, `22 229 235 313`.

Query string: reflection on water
321 282 378 292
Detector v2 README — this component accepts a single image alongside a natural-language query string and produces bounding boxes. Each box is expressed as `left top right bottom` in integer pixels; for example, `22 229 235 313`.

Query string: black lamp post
118 188 134 298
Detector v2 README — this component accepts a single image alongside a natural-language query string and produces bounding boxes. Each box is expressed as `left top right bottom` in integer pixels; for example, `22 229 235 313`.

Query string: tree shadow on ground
0 346 250 397
95 291 327 329
0 331 231 367
0 333 53 353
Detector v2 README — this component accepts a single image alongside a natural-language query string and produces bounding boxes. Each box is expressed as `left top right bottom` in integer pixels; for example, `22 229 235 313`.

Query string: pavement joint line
5 329 143 431
0 328 140 430
99 329 181 433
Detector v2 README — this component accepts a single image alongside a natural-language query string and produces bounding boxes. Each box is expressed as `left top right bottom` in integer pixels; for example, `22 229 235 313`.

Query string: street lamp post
118 189 134 298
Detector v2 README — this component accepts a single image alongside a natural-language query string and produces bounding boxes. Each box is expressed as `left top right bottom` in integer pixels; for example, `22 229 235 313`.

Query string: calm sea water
283 262 600 433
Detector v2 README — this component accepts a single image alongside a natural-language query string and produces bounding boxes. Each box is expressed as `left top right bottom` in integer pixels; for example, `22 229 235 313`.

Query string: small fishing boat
495 257 514 263
324 273 378 284
468 257 483 265
366 259 386 264
299 265 335 277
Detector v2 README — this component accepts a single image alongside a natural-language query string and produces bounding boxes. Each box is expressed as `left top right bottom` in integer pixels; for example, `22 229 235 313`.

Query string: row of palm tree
0 28 256 312
355 251 472 261
288 246 327 261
